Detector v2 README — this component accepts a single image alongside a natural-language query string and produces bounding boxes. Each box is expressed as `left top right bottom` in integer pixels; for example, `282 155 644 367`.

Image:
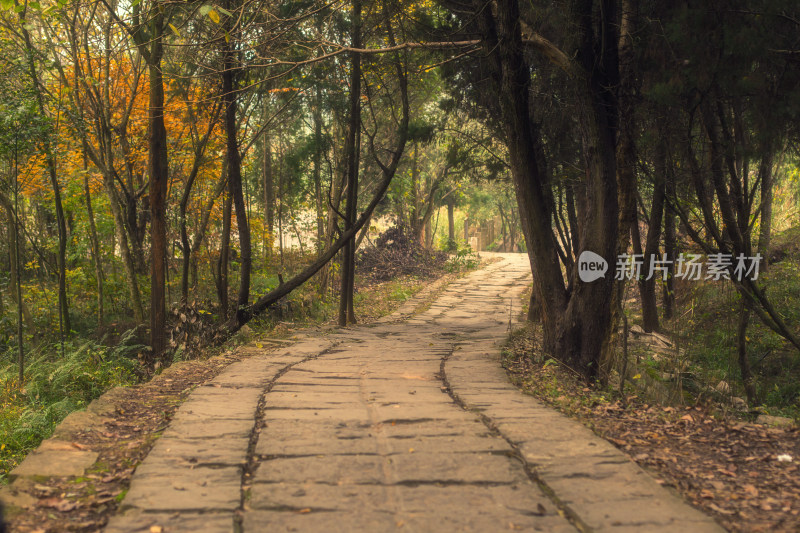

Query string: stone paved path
104 254 723 533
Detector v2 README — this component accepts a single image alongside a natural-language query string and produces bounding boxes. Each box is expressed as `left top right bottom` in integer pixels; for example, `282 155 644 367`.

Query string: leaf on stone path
708 503 735 515
38 497 78 512
33 483 54 495
149 526 163 533
744 484 759 497
298 508 312 513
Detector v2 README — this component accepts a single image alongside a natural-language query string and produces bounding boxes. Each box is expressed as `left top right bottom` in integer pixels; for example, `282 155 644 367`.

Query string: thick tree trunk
338 0 361 327
480 0 568 349
554 0 620 378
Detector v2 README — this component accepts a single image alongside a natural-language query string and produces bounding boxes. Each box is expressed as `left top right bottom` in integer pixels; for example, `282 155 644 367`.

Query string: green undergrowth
0 335 142 483
625 227 800 419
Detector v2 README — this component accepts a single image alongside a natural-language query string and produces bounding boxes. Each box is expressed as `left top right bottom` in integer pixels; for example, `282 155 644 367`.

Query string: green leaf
198 4 211 16
217 6 232 16
0 0 13 11
207 8 220 23
29 0 39 9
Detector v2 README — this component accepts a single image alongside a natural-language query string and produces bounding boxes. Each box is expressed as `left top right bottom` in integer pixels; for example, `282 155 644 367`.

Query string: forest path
104 254 722 533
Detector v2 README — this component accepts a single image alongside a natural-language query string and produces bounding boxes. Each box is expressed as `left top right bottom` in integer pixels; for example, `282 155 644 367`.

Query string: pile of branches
357 223 448 281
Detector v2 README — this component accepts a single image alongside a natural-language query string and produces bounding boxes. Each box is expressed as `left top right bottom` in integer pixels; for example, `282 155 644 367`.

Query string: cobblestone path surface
105 253 722 533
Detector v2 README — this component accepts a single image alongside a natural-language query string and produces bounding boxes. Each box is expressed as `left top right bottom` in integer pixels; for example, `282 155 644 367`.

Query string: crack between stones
234 341 341 533
439 346 594 533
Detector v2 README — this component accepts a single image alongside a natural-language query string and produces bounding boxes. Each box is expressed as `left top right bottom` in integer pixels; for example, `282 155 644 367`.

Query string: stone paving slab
104 511 233 533
105 253 723 533
10 439 98 478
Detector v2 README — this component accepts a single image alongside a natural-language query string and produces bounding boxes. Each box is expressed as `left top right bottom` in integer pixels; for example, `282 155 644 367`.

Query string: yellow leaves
169 23 181 36
208 9 220 24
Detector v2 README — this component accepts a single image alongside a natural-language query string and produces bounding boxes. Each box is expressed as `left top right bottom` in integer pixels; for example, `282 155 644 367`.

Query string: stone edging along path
17 254 725 532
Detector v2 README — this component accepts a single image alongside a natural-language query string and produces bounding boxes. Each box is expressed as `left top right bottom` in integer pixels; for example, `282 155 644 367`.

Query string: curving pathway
104 253 722 533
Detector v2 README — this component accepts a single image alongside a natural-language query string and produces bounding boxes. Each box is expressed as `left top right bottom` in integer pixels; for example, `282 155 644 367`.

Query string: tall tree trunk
222 8 251 325
663 187 676 320
321 119 346 297
338 0 361 326
13 172 24 384
447 199 455 247
313 90 325 253
84 171 104 326
217 181 232 319
641 170 665 332
2 195 33 330
147 29 169 356
737 303 757 405
103 174 145 321
498 204 508 251
410 142 421 240
757 150 774 271
263 132 274 262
